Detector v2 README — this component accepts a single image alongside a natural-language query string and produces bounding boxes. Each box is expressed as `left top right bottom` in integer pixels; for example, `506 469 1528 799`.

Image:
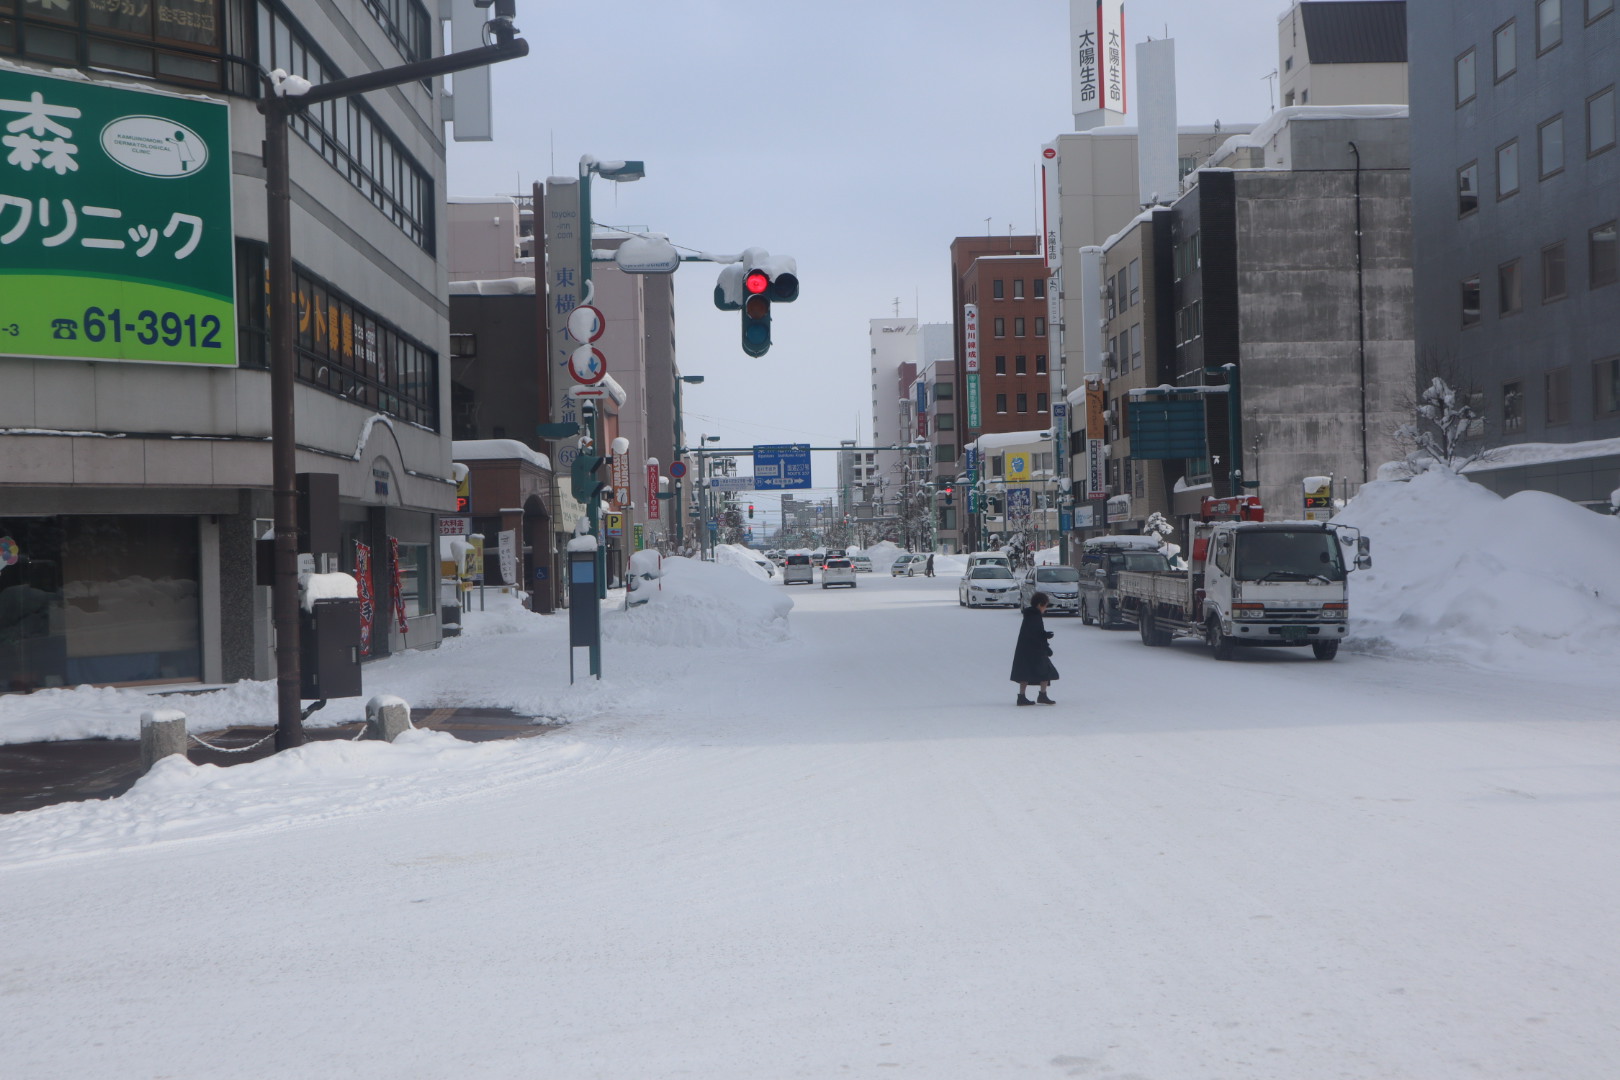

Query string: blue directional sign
752 444 812 490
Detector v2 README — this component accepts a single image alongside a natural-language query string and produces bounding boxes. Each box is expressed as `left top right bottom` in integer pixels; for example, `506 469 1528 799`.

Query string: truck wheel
1312 641 1339 661
1138 613 1158 647
1081 600 1095 626
1207 617 1234 661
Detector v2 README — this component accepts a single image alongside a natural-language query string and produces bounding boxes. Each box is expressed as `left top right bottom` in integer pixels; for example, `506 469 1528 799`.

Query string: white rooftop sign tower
1072 0 1128 131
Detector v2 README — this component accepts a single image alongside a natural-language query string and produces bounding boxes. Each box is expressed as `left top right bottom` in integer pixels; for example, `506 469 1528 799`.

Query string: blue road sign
752 444 812 490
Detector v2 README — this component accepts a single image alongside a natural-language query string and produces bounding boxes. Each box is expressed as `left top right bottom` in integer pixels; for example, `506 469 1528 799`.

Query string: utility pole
260 10 528 749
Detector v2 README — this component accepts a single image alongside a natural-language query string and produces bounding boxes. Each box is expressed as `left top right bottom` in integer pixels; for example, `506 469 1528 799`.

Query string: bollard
365 695 413 742
139 710 188 773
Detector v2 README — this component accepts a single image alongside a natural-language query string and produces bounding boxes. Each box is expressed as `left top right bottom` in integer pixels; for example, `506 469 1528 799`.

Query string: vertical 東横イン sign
0 68 235 366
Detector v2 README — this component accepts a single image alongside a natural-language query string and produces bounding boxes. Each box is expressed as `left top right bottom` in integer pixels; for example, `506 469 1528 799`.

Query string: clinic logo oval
100 116 209 178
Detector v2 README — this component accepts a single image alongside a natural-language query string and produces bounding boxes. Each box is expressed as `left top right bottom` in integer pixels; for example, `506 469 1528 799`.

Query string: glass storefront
0 515 201 692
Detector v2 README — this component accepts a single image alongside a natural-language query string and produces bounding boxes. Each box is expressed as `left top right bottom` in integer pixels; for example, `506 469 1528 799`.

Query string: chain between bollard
187 728 280 754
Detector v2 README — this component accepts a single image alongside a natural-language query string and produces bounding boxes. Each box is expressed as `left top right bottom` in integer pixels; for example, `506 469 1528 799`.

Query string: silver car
1020 565 1082 615
958 566 1020 608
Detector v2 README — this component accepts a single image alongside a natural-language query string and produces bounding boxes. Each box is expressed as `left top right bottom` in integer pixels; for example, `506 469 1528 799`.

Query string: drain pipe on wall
1349 141 1370 483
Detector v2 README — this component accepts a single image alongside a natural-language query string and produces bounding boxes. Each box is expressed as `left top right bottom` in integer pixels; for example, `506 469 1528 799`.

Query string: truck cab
1077 535 1170 627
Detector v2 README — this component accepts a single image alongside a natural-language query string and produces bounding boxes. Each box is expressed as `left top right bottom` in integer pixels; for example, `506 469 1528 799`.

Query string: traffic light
713 249 799 358
944 485 954 507
748 504 755 519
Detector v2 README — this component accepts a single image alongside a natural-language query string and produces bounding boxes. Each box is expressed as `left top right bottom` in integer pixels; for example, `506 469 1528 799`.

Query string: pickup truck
1116 505 1370 661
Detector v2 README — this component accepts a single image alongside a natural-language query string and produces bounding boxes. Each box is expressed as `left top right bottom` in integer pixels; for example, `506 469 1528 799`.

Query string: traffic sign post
752 444 812 490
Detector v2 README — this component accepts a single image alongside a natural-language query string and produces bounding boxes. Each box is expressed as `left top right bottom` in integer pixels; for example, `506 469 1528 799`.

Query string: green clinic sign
0 68 235 367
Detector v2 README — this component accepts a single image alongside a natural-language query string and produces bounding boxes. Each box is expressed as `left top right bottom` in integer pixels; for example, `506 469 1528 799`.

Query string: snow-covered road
4 571 1618 1079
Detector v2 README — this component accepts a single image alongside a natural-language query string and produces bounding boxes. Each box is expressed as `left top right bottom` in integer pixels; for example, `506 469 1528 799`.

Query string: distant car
850 555 873 573
821 557 857 588
782 554 815 585
1020 565 1082 614
959 565 1020 608
753 558 776 578
891 553 919 577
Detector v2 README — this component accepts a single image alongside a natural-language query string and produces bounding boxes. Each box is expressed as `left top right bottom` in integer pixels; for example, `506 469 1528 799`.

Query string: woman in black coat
1010 591 1058 706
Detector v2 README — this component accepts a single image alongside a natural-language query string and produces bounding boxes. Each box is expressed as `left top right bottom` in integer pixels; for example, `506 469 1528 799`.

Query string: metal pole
262 100 303 751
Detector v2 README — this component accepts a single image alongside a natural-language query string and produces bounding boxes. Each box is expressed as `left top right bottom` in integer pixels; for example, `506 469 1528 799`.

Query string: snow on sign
0 68 235 367
751 444 811 490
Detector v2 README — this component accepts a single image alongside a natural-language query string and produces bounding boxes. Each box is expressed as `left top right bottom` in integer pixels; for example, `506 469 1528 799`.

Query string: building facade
1409 0 1619 506
1278 1 1409 109
1 0 461 692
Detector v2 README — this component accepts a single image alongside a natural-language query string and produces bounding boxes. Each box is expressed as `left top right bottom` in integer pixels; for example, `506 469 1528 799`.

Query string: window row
1105 259 1141 318
236 239 441 430
990 278 1047 301
991 393 1051 414
258 2 435 252
1460 221 1617 325
991 316 1047 338
1173 232 1201 282
1457 89 1616 211
1 0 255 93
1501 357 1620 431
358 0 431 65
1456 0 1613 105
1108 324 1143 375
1175 300 1203 347
991 354 1049 375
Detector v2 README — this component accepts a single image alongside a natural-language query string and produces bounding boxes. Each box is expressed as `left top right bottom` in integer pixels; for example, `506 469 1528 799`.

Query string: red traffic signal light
744 270 769 295
748 504 755 518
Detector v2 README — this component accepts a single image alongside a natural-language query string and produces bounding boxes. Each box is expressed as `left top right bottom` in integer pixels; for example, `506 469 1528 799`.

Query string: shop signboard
1086 438 1106 497
646 464 661 519
1007 487 1032 527
612 453 631 506
1006 452 1031 482
0 68 235 367
966 373 982 429
963 304 979 372
439 516 470 536
497 529 516 585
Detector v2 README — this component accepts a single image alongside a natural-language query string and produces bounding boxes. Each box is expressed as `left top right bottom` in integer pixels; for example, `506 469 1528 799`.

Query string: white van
782 553 815 585
965 551 1012 574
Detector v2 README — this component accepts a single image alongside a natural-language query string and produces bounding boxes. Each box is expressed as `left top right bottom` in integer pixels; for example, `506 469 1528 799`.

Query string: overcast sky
446 1 1294 512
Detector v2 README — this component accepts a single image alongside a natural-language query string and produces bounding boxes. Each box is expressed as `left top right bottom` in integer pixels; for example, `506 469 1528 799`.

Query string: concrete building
869 318 918 489
1 0 462 691
948 238 1049 441
1278 1 1409 109
1163 109 1416 519
1408 0 1620 507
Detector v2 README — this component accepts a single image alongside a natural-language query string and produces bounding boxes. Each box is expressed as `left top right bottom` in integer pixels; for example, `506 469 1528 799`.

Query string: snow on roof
1100 206 1170 253
1205 104 1408 166
1461 435 1620 474
452 440 552 471
967 429 1054 453
448 277 535 296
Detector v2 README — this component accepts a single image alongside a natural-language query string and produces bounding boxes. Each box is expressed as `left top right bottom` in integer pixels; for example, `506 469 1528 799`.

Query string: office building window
1014 317 1026 337
1499 259 1522 315
237 239 440 429
993 279 1004 300
1035 354 1048 374
258 5 436 252
1594 357 1620 416
1016 393 1028 413
1503 380 1526 432
1129 259 1141 305
1116 268 1130 310
1495 20 1517 80
1456 48 1477 104
1037 393 1048 413
1014 355 1027 375
1458 161 1479 216
995 394 1007 414
1461 276 1482 327
1034 317 1046 337
934 381 954 399
1542 241 1568 301
1497 140 1520 198
1131 324 1143 369
1592 222 1619 287
994 318 1005 338
1545 367 1571 424
1590 87 1617 155
995 355 1007 375
1539 115 1565 177
1034 278 1046 298
936 413 954 431
1592 0 1615 22
1013 279 1025 300
1537 0 1562 53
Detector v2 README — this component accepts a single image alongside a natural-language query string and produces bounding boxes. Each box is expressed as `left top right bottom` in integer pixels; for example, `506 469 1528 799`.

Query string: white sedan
958 566 1021 608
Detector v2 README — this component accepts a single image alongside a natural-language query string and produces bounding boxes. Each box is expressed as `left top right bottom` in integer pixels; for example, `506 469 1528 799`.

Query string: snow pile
713 543 771 581
0 680 280 746
1033 545 1061 565
1335 468 1620 670
862 540 905 573
605 556 792 648
932 553 969 576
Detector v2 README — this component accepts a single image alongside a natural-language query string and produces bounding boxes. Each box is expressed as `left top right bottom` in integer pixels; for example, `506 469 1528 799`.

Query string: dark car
1078 538 1171 627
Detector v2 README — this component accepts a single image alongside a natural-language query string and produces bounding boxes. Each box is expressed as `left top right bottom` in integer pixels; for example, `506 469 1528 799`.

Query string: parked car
1020 564 1082 614
850 554 873 573
891 553 919 577
1077 536 1171 626
782 554 815 585
821 557 857 588
753 557 776 578
958 565 1021 608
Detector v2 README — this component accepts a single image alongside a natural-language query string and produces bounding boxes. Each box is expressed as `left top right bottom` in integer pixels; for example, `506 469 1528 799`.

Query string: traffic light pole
260 27 528 751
